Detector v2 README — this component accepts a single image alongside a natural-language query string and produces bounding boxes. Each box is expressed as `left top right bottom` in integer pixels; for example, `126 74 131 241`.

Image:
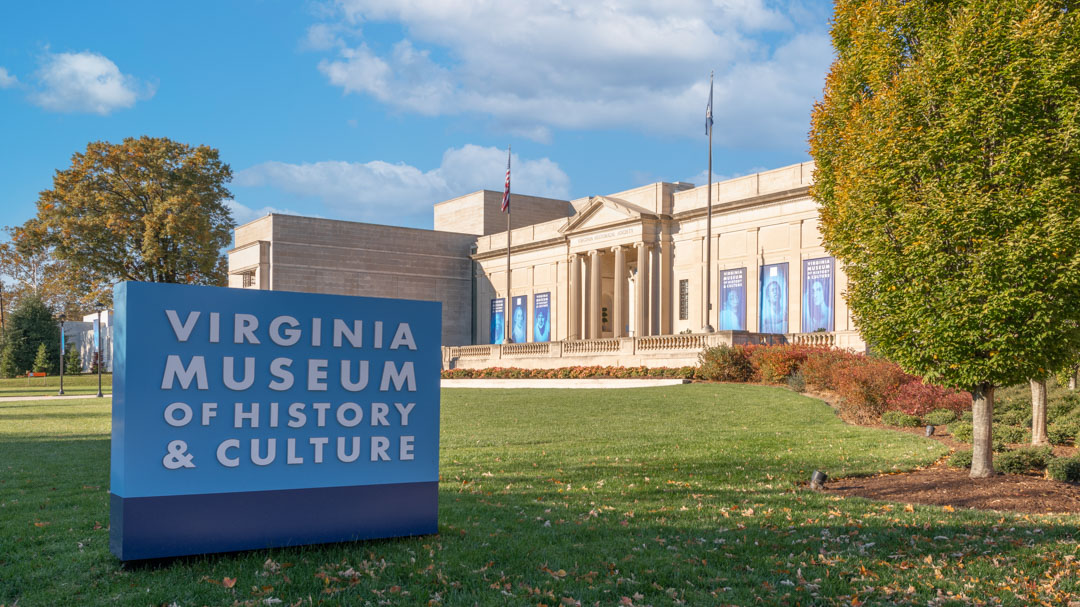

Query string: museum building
227 161 865 367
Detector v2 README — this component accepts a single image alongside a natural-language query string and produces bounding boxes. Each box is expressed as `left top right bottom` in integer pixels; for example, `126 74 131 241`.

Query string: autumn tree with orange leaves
16 136 234 305
810 1 1080 478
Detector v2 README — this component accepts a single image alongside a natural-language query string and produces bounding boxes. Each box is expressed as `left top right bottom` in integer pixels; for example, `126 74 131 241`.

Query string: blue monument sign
110 282 440 560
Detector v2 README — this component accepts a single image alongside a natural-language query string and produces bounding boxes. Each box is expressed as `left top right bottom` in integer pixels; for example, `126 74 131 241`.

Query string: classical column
659 235 672 336
612 246 625 338
589 250 602 339
569 253 582 340
635 243 647 337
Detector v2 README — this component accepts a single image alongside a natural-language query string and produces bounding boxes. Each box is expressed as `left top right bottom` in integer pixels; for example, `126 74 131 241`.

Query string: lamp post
58 313 66 396
96 304 104 398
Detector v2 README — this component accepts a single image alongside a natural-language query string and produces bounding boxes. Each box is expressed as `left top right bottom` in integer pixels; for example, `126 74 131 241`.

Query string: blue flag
706 72 714 136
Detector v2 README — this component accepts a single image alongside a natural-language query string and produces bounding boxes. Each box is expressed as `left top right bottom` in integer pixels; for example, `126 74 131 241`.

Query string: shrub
1047 401 1074 423
1046 457 1080 483
786 370 806 393
801 349 861 390
996 409 1029 427
948 450 972 468
995 446 1053 474
996 425 1030 444
697 345 753 382
32 343 50 373
64 344 82 375
949 422 973 443
922 409 957 426
748 344 814 383
1047 422 1078 446
881 411 921 427
831 358 911 422
886 380 971 417
961 410 973 422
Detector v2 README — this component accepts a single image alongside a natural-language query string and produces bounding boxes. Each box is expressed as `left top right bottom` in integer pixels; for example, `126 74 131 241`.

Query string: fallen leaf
224 577 237 589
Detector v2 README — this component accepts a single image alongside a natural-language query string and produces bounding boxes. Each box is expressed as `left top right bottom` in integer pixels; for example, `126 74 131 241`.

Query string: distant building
227 161 865 359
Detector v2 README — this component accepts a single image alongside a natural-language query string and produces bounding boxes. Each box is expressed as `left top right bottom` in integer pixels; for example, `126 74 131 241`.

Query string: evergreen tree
32 342 49 373
0 295 60 376
65 344 82 375
0 346 17 379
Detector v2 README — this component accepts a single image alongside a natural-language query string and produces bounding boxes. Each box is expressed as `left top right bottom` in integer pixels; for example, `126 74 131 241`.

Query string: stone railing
788 332 836 347
443 330 866 370
563 339 621 355
502 342 550 356
636 334 708 351
447 344 493 359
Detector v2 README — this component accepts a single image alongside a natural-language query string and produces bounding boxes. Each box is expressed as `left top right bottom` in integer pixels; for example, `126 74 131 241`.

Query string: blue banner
802 257 835 332
110 282 440 560
533 292 550 342
719 268 746 331
759 263 789 334
511 295 527 343
490 298 504 344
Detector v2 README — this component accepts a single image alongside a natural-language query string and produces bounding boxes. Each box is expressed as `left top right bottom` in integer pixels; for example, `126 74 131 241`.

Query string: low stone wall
442 331 866 370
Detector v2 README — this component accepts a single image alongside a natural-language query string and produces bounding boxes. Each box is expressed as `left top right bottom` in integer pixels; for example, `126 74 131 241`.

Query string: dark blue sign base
110 481 437 561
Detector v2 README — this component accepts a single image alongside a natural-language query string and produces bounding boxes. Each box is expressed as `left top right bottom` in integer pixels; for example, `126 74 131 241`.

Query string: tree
0 295 60 376
17 136 235 302
32 342 50 374
65 344 82 375
1031 378 1048 446
0 232 93 318
809 1 1080 478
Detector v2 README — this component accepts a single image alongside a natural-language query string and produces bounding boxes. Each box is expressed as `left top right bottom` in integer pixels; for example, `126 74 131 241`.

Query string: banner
718 268 746 331
511 296 527 343
802 257 835 332
533 292 551 342
110 282 440 560
759 263 789 334
93 319 100 351
490 298 505 344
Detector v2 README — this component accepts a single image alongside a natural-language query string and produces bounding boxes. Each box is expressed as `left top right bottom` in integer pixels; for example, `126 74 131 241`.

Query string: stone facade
228 161 866 356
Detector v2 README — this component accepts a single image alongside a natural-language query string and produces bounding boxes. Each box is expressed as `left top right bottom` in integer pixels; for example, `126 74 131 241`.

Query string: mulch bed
803 389 1080 514
826 464 1080 514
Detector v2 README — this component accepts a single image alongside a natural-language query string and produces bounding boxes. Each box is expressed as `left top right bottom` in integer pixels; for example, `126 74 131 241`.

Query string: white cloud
309 1 832 146
31 51 153 115
234 144 570 226
0 67 17 88
225 200 312 227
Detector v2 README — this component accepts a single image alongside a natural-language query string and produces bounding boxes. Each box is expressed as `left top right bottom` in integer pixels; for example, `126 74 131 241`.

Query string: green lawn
0 373 112 397
2 385 1078 606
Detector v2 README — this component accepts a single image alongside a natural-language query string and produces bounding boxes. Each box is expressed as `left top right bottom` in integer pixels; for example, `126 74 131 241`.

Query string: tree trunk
1031 378 1048 446
970 382 995 479
1070 366 1078 391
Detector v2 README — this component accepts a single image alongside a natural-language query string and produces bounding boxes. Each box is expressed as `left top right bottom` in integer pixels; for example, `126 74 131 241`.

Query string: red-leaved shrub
885 381 971 416
830 357 913 422
746 344 818 383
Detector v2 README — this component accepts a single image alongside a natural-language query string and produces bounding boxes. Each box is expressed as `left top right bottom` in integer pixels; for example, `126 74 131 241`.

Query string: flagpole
703 71 715 333
504 145 512 344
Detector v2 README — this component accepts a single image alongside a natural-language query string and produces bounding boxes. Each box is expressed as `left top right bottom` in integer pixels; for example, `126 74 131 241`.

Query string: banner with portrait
802 257 835 332
490 298 505 344
511 295 527 343
759 263 789 334
718 268 746 331
533 292 551 342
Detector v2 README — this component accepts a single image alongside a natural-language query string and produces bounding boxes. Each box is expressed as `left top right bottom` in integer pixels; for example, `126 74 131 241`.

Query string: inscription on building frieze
572 227 636 247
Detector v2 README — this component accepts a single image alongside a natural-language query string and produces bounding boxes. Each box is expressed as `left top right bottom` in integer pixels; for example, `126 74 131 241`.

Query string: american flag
501 147 511 212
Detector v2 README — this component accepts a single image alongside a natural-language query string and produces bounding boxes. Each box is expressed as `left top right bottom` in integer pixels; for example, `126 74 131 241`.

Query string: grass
2 384 1079 606
0 373 112 397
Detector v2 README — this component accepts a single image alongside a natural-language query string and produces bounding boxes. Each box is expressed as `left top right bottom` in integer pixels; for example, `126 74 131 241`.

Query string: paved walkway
0 393 112 403
441 378 690 389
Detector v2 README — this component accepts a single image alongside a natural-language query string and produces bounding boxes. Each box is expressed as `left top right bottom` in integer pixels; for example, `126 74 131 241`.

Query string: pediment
559 196 657 234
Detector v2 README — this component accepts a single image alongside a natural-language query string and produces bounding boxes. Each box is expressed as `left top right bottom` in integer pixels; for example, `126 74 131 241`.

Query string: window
241 270 256 288
679 279 689 320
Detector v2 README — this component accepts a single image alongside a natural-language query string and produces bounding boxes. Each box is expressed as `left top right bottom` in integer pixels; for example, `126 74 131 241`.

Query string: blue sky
0 1 834 233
